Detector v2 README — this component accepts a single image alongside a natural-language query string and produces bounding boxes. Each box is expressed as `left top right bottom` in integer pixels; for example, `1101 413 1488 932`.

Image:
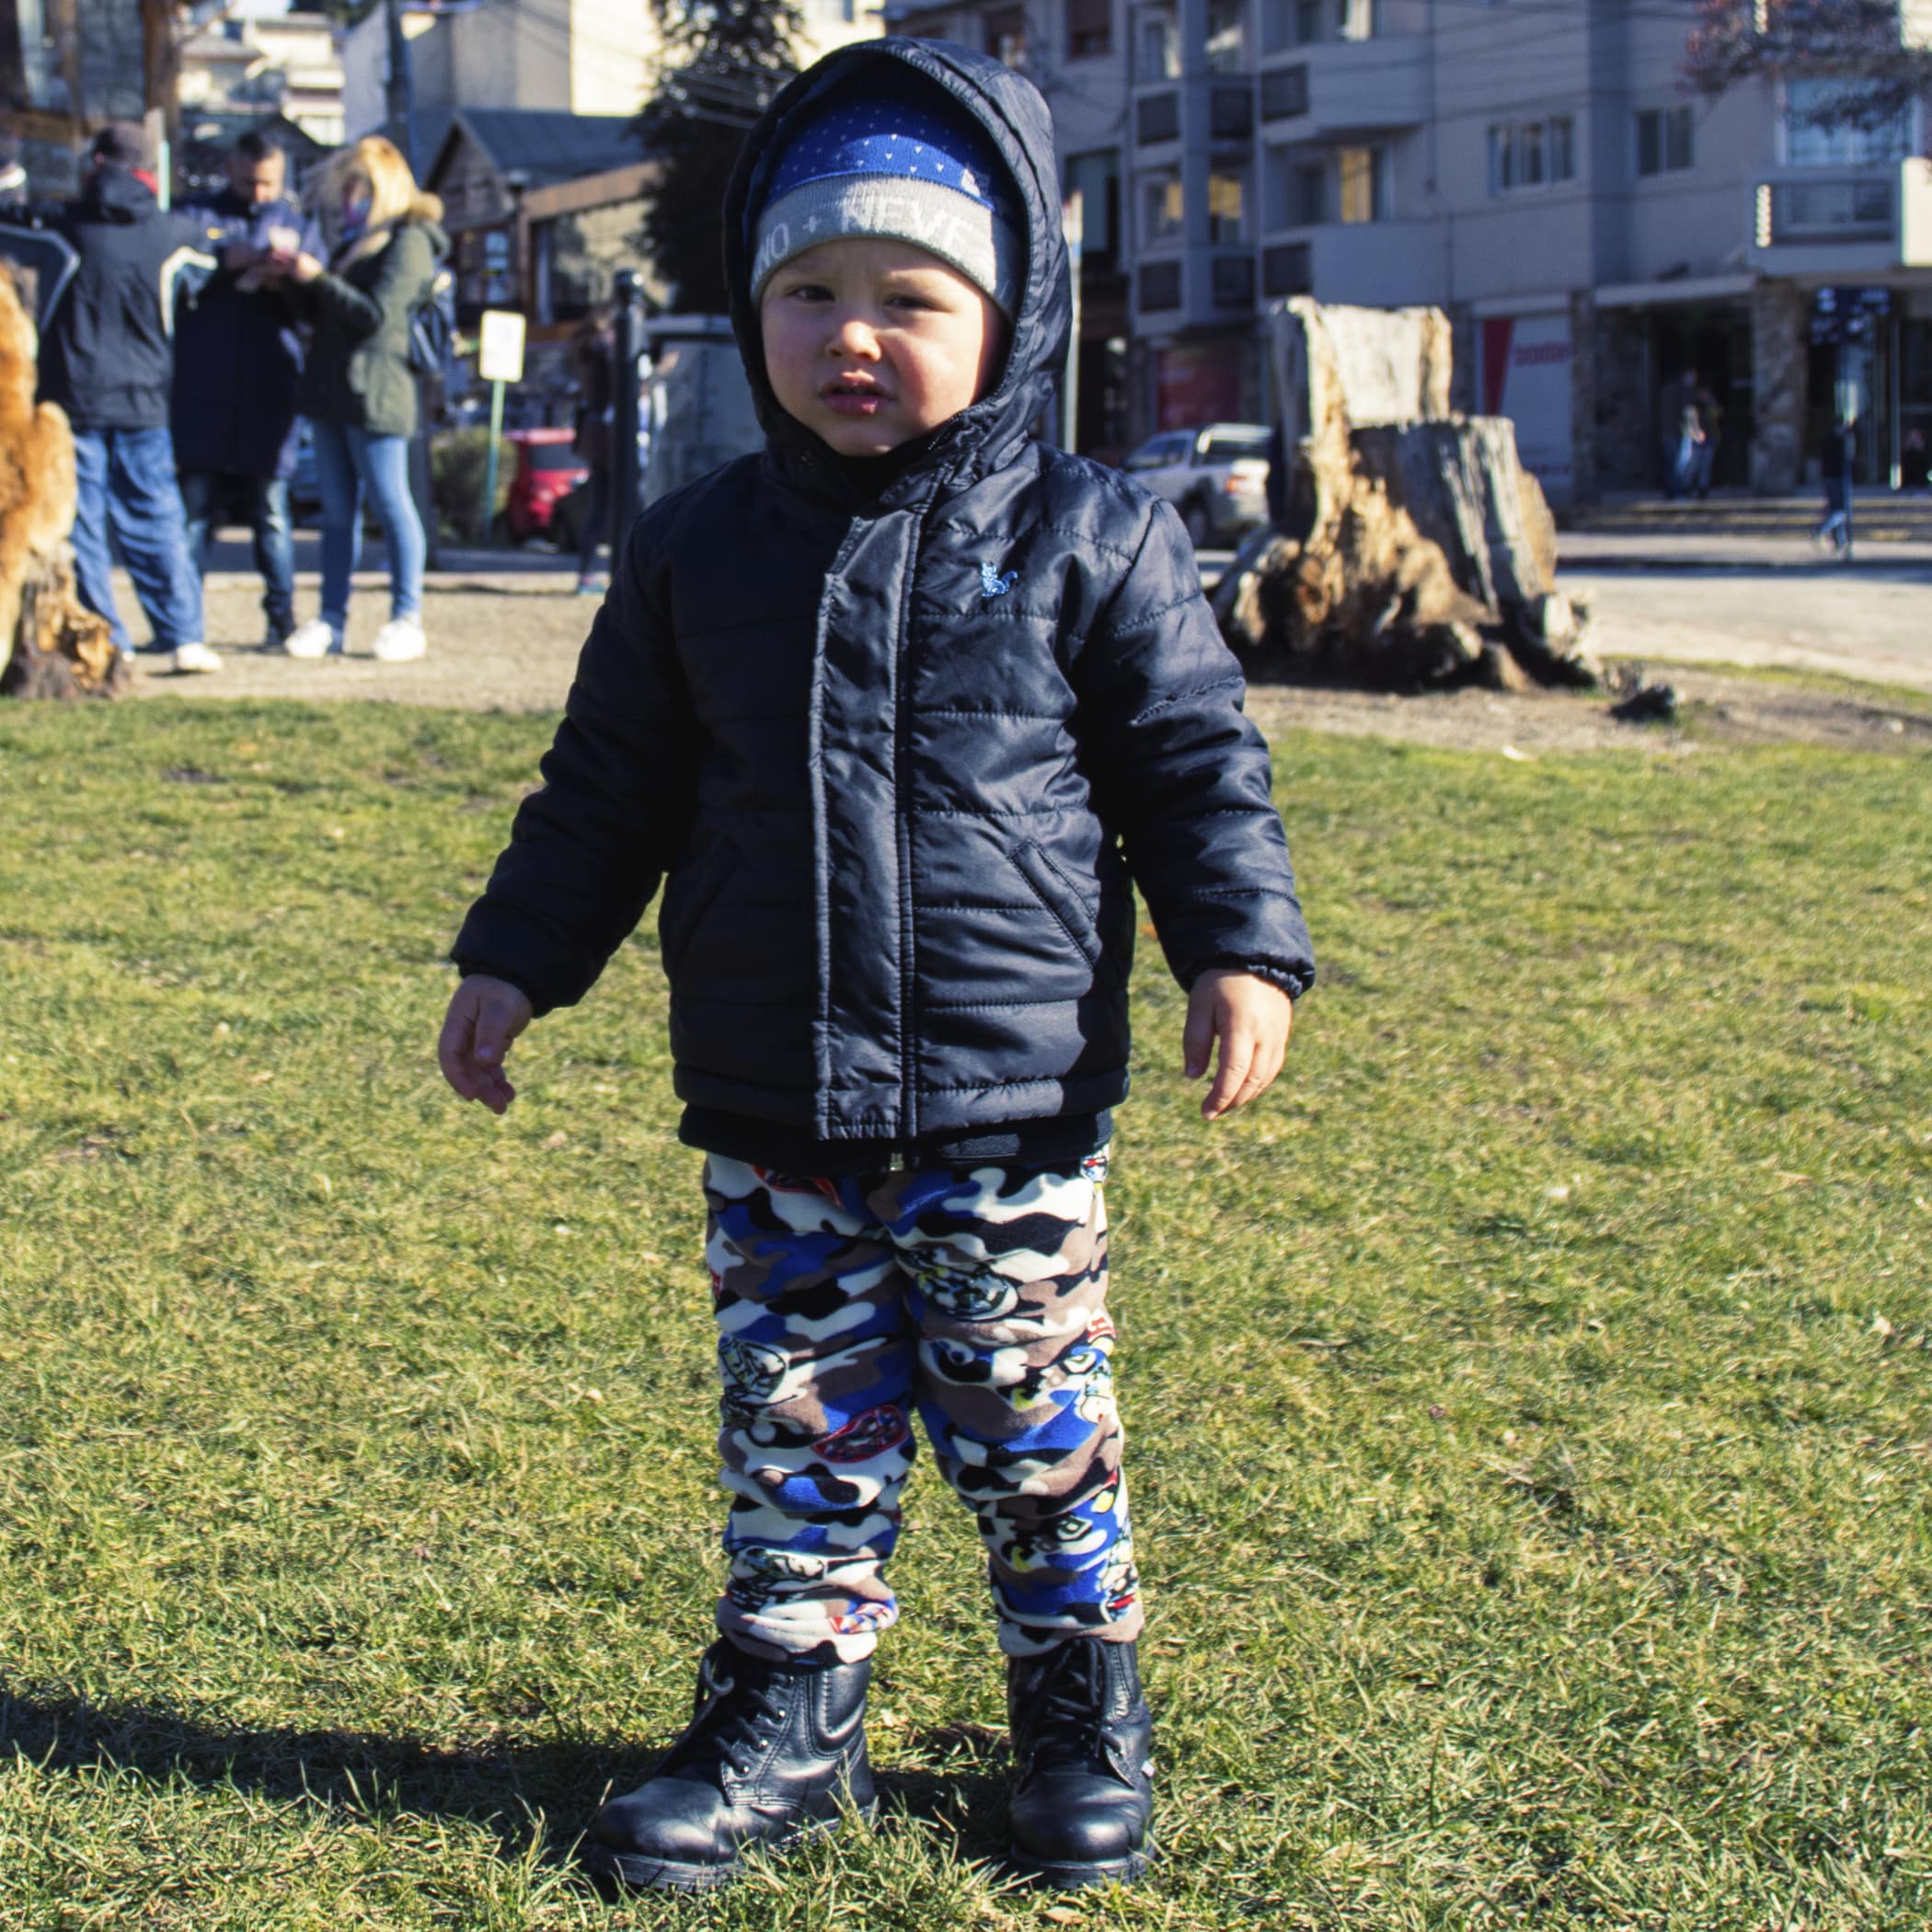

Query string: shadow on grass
0 1685 1008 1869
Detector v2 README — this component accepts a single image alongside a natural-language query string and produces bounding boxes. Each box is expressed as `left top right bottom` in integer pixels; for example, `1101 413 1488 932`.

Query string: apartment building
892 0 1932 501
887 0 1134 452
342 0 881 146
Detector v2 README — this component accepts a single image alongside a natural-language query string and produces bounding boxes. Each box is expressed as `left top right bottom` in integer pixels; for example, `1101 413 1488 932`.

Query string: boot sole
580 1803 877 1893
1006 1841 1156 1890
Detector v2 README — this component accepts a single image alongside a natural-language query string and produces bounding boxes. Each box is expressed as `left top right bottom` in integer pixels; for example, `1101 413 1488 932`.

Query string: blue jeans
70 426 204 654
308 419 424 630
179 470 295 636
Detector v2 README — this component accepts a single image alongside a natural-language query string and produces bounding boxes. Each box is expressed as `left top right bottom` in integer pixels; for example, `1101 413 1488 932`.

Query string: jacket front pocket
659 840 736 979
1009 838 1102 969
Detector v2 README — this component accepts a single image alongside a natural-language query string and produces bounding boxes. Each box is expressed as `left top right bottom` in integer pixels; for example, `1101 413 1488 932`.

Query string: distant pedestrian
36 122 222 673
1657 368 1704 500
273 136 448 662
569 304 616 593
172 132 320 650
1690 381 1720 499
1813 425 1850 555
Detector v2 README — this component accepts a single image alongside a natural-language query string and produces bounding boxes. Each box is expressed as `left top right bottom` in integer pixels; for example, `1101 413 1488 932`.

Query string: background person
276 136 446 662
172 132 320 650
35 122 221 673
569 304 616 593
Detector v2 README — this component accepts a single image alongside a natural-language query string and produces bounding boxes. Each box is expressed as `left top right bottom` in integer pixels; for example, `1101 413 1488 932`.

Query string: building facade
890 0 1932 500
342 0 882 163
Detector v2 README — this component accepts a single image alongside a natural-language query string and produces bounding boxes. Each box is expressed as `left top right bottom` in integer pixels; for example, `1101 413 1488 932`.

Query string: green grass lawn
0 701 1926 1931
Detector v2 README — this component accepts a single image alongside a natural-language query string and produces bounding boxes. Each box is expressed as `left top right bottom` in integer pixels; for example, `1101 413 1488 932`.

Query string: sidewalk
1558 528 1932 572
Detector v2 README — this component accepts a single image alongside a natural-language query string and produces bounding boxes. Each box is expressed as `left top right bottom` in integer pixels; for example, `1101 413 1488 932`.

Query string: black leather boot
581 1639 875 1891
1006 1638 1156 1887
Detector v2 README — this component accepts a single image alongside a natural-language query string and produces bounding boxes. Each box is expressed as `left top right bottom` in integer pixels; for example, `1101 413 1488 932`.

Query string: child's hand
438 974 535 1114
1183 969 1294 1121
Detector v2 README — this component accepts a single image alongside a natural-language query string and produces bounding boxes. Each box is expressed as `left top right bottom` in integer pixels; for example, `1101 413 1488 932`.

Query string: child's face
760 237 1005 457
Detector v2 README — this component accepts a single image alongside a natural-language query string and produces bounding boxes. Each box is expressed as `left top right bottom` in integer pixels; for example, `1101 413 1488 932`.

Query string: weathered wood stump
1 263 123 699
1215 298 1598 691
2 545 126 699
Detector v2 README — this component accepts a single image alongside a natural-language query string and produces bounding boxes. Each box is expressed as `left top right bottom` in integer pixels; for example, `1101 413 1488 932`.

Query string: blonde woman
273 137 447 661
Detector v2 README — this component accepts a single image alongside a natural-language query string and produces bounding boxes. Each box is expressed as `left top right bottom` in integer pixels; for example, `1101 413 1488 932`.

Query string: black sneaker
1006 1639 1156 1888
581 1640 874 1892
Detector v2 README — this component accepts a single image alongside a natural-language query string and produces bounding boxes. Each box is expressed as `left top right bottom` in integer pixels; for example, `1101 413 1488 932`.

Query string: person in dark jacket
274 135 446 661
439 40 1314 1895
172 132 320 649
37 122 221 673
568 305 617 593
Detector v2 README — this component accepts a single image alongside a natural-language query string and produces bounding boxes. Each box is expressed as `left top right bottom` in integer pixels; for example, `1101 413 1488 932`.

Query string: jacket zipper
893 500 929 1149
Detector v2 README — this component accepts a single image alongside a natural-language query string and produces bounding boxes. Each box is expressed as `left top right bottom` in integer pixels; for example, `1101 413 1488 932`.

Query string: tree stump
1216 298 1598 691
0 262 124 699
1 545 126 699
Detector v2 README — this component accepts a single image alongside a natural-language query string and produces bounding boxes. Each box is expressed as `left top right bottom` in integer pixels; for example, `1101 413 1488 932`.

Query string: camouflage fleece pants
704 1150 1141 1662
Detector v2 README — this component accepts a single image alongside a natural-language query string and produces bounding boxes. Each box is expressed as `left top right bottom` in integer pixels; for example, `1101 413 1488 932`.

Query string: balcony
1258 35 1427 137
1258 220 1445 308
1747 159 1932 274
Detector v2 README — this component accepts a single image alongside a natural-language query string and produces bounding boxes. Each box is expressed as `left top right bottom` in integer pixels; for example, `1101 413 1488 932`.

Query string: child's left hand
1183 969 1294 1121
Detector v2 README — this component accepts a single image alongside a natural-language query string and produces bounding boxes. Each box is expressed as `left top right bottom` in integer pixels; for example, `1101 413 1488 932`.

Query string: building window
1487 116 1576 194
1260 65 1309 121
985 5 1027 65
1209 169 1247 243
1783 78 1912 167
1065 149 1120 261
1266 146 1327 226
1337 145 1389 222
1205 0 1246 70
1068 0 1113 57
1336 0 1375 40
1138 5 1181 79
1294 0 1323 42
1137 90 1180 142
1141 170 1185 245
1636 105 1693 177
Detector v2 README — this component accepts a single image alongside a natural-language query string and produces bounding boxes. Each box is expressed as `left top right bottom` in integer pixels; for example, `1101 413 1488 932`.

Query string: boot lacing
665 1648 795 1783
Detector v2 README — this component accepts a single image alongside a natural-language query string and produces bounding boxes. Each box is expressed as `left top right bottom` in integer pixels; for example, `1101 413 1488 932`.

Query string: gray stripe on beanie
753 174 1022 318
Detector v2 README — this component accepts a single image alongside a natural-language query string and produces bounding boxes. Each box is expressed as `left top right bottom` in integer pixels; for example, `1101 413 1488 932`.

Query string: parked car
502 427 589 543
1120 422 1272 546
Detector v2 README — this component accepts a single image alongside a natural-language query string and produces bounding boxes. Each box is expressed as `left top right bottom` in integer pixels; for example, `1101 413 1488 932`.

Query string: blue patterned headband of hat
751 87 1024 317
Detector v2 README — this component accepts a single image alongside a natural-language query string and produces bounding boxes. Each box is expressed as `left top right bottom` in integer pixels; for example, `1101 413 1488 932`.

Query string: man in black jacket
173 132 319 650
438 40 1315 1895
37 122 221 673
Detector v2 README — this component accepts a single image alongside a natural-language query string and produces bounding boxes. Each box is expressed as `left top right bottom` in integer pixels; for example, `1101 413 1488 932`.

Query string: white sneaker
282 619 342 659
371 616 427 662
171 641 222 674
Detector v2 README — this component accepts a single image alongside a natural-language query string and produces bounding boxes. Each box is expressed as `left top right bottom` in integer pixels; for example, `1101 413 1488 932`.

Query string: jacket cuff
1186 957 1314 1000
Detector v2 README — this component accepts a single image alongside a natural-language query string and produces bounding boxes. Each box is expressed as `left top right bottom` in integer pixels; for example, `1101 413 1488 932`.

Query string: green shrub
430 427 513 544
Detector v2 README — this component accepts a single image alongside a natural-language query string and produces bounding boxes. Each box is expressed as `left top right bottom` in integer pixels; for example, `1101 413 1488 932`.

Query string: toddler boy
441 38 1314 1893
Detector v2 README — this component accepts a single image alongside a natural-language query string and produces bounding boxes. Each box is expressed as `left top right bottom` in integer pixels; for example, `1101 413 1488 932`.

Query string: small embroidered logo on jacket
980 561 1018 598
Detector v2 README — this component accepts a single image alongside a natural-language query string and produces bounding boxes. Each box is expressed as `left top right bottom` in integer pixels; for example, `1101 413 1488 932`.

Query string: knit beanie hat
751 79 1025 318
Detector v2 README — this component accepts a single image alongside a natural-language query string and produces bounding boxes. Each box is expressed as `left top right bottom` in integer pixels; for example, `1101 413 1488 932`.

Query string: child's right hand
438 974 535 1114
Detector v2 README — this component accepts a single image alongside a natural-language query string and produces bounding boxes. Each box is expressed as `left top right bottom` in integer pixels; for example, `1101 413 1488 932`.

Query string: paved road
1201 533 1932 694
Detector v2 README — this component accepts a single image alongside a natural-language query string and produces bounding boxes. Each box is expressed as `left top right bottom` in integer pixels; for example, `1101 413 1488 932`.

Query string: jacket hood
80 165 158 224
722 37 1070 494
334 206 450 270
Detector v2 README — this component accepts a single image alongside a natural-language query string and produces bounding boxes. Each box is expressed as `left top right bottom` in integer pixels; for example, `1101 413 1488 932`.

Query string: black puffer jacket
37 167 219 432
452 38 1314 1147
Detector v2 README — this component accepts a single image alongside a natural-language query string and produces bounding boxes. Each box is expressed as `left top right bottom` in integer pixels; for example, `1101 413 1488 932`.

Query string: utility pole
385 0 415 175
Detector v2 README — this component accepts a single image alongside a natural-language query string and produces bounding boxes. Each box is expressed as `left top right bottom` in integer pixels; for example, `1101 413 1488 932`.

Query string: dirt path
121 569 1931 756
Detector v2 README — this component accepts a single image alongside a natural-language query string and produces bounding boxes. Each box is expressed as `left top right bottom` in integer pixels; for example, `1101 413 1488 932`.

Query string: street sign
478 307 526 385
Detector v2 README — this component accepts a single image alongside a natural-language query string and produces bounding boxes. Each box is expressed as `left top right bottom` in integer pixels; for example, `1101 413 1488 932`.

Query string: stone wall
1572 296 1652 501
1750 282 1808 494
